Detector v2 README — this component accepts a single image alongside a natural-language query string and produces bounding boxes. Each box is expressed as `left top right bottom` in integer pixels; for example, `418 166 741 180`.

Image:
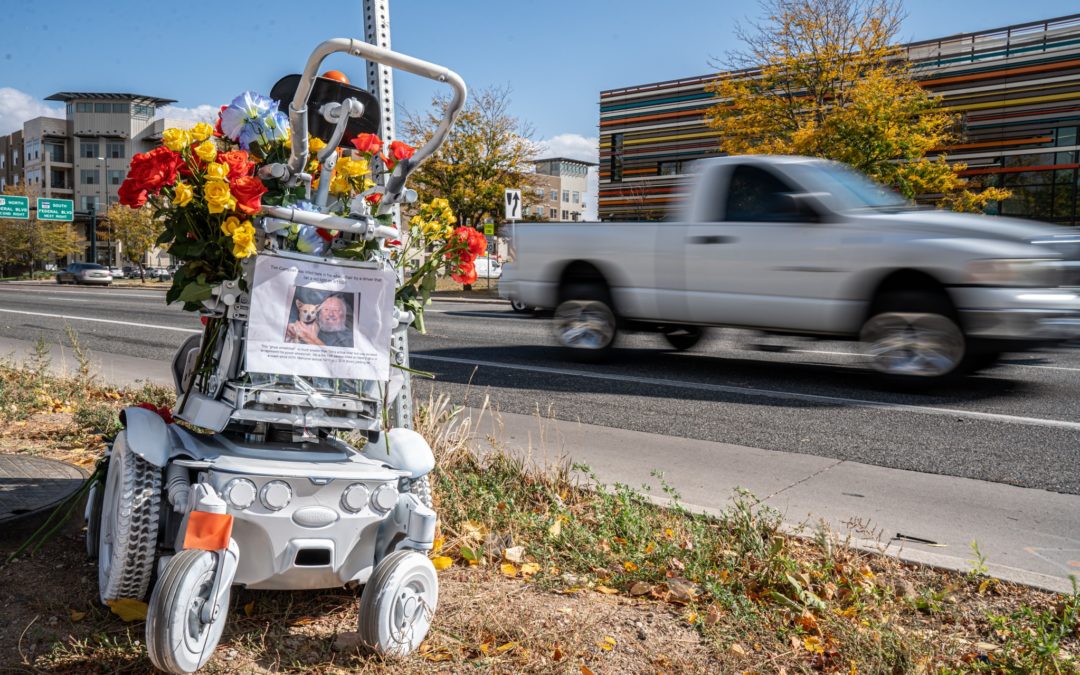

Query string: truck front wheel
554 284 617 360
860 291 966 383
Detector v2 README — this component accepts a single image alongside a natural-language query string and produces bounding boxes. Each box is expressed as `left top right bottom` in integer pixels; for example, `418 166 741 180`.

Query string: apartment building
531 157 595 222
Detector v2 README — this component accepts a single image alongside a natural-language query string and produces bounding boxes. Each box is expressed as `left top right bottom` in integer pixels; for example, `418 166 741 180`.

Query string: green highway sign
0 195 30 220
37 198 74 222
484 222 495 236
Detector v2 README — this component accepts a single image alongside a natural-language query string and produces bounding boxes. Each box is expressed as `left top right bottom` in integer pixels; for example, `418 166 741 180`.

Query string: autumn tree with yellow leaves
0 184 81 276
402 86 539 229
706 0 1009 211
105 202 160 281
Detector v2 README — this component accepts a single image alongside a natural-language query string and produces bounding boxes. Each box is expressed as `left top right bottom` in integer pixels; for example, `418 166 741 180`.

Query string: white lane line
0 287 165 299
413 353 1080 431
0 308 200 334
788 348 1080 373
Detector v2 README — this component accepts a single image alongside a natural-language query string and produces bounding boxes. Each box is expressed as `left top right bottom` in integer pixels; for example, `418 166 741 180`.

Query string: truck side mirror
784 192 832 223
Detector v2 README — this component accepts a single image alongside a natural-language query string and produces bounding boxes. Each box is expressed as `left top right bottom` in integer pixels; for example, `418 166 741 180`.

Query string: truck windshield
795 162 911 212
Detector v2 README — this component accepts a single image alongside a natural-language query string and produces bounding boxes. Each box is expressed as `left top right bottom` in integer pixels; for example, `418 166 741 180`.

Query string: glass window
723 165 805 222
81 169 99 185
659 161 682 176
94 103 108 113
46 143 65 162
107 169 123 185
81 196 98 211
535 187 544 196
561 209 568 220
81 142 99 159
562 190 569 202
76 102 92 113
106 142 125 159
112 103 129 114
50 169 65 188
549 208 557 218
0 154 4 169
549 190 557 201
572 191 580 203
132 103 154 118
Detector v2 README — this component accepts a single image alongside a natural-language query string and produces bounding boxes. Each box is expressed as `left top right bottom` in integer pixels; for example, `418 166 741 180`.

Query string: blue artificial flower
220 91 277 144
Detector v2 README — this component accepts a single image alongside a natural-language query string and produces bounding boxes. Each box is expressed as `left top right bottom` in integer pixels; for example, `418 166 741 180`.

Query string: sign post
504 188 521 271
37 198 74 222
0 196 30 220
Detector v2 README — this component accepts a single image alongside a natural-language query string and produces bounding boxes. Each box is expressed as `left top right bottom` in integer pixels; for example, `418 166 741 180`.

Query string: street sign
0 195 30 220
37 198 74 222
484 222 495 236
504 189 521 220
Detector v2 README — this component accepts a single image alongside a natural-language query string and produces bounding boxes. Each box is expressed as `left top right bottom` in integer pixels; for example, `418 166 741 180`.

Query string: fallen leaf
500 563 518 578
423 647 453 662
668 557 685 572
503 546 525 563
432 535 445 554
496 641 518 653
663 528 675 539
462 520 487 541
431 556 453 571
667 577 699 604
595 585 619 595
68 609 86 622
730 642 747 656
597 636 617 651
106 598 148 622
803 636 825 654
243 601 255 617
623 561 639 572
796 611 819 632
548 520 562 538
704 605 723 625
644 542 655 554
520 562 541 577
686 612 698 624
978 578 991 595
629 581 652 596
581 666 595 675
552 644 564 661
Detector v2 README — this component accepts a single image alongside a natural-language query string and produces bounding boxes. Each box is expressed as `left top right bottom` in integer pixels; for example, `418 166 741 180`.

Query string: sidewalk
4 334 1076 592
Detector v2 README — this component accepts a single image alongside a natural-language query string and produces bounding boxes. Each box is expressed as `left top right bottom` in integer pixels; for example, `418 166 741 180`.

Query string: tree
105 202 160 280
705 0 1008 211
402 86 539 229
1 184 81 275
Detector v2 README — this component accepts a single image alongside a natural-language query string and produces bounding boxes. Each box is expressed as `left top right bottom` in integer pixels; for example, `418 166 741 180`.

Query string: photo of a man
283 287 357 349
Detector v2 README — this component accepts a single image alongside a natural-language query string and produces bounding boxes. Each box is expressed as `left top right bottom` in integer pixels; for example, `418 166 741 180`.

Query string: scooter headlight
341 483 369 513
223 478 257 509
259 480 292 511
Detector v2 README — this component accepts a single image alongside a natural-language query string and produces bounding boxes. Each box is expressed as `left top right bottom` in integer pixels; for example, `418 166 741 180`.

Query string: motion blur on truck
500 156 1080 384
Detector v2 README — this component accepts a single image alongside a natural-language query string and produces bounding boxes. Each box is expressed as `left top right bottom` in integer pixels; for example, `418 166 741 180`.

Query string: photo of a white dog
284 297 323 344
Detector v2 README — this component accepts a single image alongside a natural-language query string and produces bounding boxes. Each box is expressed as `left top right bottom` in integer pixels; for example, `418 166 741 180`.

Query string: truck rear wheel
554 284 617 360
662 326 704 351
860 291 966 383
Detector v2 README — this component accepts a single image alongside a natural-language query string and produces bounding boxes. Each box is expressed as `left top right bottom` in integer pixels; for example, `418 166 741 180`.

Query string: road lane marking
413 353 1080 431
788 348 1080 373
0 308 200 333
0 287 165 299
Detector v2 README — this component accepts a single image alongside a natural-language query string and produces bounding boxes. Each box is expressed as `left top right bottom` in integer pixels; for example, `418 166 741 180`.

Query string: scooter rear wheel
146 549 230 674
98 438 161 603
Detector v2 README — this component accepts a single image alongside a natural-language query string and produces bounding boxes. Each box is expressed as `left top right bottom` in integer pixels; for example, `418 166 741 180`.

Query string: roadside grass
0 351 1077 672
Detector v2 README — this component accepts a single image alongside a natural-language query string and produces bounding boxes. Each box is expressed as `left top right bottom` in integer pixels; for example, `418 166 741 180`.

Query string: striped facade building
598 13 1080 224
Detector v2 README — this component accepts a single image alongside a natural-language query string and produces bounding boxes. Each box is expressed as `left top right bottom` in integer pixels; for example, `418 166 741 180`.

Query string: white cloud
0 88 64 135
538 133 600 221
156 104 219 124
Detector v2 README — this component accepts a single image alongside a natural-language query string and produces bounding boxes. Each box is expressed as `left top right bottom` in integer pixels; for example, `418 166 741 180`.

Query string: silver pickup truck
500 155 1080 382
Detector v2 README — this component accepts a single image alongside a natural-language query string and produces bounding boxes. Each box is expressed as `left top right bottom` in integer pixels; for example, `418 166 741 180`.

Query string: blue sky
2 1 1078 163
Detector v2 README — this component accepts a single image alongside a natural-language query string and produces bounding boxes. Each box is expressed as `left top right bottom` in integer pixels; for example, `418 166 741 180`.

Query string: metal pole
365 0 413 431
88 209 97 263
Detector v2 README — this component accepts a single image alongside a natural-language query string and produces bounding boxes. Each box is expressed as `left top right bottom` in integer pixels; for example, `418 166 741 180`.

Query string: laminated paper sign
245 255 395 380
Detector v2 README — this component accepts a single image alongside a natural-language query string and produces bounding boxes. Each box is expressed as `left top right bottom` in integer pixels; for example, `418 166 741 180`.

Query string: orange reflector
183 511 234 551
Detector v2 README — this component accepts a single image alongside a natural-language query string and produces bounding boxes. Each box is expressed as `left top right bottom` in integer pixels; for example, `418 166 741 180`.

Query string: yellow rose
338 156 369 178
231 227 257 258
162 128 190 152
204 162 230 182
204 181 236 214
173 181 193 207
220 216 241 236
309 135 327 153
194 140 217 163
190 122 214 142
329 174 351 195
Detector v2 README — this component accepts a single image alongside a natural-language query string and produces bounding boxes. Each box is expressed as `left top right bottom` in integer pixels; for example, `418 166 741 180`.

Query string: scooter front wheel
146 549 230 674
358 550 438 655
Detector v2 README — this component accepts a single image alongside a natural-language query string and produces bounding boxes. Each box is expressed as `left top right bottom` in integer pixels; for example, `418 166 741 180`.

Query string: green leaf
176 281 213 304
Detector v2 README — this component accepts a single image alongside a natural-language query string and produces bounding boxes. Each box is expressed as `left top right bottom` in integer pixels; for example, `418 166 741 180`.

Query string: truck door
681 162 843 332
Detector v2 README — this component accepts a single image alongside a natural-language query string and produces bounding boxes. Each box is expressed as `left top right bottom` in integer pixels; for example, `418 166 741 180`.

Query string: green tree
2 184 81 275
402 86 538 228
105 202 160 281
705 0 1008 211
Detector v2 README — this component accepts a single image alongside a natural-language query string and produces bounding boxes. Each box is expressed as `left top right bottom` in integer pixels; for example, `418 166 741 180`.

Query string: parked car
151 267 173 281
502 155 1080 383
56 262 112 286
109 267 125 279
474 257 502 279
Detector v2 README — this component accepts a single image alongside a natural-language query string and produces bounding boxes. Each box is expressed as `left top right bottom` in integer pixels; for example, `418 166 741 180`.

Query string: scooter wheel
98 438 161 603
358 550 438 655
146 549 230 674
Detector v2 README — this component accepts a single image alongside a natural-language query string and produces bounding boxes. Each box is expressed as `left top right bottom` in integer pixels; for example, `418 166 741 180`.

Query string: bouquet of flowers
118 90 480 330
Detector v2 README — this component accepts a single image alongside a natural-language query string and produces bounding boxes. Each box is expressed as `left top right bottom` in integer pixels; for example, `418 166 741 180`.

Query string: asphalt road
3 282 1079 494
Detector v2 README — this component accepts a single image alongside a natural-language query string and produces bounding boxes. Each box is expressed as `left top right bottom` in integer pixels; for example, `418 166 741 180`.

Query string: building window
46 143 65 162
12 149 18 166
81 169 99 185
106 142 125 159
0 154 4 169
561 210 568 220
549 190 557 201
81 196 98 211
76 102 92 113
94 103 109 113
132 103 154 118
81 142 99 159
549 208 557 218
107 169 123 185
572 191 580 204
0 178 4 191
534 187 544 196
562 190 569 202
50 169 66 188
112 103 129 114
659 161 683 176
25 139 40 161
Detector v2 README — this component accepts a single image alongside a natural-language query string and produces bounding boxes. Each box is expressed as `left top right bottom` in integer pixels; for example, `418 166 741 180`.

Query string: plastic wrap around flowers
117 89 486 328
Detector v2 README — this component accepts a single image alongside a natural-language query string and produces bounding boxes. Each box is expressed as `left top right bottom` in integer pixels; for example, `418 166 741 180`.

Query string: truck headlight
965 259 1061 287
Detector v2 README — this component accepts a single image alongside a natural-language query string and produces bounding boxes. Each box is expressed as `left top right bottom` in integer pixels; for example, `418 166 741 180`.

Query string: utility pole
364 0 414 431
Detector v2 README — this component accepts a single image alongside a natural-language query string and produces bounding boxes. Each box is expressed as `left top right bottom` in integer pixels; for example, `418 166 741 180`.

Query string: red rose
118 146 182 207
213 105 227 138
365 193 382 206
136 402 173 425
450 261 477 285
118 180 148 208
316 228 338 242
230 175 268 215
467 227 487 257
219 150 255 179
351 133 383 155
388 140 415 162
